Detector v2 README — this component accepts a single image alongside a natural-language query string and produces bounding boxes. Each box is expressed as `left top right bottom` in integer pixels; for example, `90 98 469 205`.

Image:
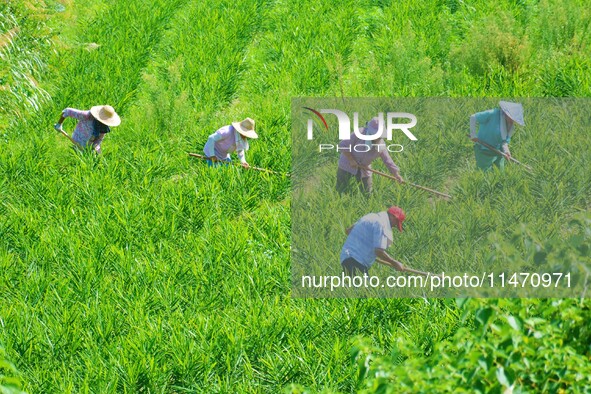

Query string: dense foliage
349 298 591 393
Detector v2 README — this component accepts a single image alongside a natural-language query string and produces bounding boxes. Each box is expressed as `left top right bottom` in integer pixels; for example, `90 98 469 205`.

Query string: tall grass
0 1 54 133
0 0 590 392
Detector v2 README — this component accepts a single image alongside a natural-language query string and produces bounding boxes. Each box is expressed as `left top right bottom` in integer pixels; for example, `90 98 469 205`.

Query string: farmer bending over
340 206 407 277
337 117 403 196
204 118 258 167
54 105 120 153
470 101 525 171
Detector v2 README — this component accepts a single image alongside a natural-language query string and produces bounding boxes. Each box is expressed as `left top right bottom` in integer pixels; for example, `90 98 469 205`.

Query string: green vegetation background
1 0 590 392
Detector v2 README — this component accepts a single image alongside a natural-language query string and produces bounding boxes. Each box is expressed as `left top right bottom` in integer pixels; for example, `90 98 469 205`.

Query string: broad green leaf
455 298 470 309
506 315 523 332
496 366 510 387
475 307 494 328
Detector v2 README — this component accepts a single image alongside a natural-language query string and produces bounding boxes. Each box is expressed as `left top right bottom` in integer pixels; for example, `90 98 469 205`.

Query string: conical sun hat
499 101 525 126
232 118 258 139
90 105 121 127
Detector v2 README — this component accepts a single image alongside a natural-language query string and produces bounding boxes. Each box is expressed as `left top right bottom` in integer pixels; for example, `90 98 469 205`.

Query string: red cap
387 206 406 232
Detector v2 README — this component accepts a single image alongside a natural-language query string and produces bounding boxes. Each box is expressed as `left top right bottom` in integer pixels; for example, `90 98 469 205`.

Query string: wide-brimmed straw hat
499 101 525 126
90 105 121 127
232 118 258 139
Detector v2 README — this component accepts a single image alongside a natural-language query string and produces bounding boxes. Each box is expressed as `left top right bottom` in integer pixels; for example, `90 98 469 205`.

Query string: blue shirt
340 212 393 268
475 108 513 152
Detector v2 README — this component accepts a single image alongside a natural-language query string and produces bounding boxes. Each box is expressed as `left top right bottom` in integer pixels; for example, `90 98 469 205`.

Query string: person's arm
469 115 478 139
380 151 403 182
375 249 435 277
501 141 511 159
237 149 248 167
375 249 405 271
91 133 106 153
54 113 66 131
471 109 495 140
503 126 512 155
203 131 224 160
54 108 89 130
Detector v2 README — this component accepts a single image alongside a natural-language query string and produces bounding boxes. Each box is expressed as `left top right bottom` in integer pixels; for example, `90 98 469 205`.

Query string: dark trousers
336 168 373 196
341 257 369 277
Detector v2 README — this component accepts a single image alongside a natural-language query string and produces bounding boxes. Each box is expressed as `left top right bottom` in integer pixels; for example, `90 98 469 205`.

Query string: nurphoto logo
304 107 418 152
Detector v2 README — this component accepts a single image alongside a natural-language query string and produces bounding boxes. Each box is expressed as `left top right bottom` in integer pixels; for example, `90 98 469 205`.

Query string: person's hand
348 159 358 169
502 143 511 160
208 156 218 162
54 123 63 132
241 162 250 168
393 172 404 183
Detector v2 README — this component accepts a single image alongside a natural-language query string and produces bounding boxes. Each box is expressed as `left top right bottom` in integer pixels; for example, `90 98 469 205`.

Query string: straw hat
232 118 258 139
90 105 121 127
499 101 525 126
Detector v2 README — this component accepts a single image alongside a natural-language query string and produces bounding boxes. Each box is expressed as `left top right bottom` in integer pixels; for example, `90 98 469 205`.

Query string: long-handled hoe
188 152 290 176
54 126 83 150
468 135 534 172
362 166 452 200
376 258 439 277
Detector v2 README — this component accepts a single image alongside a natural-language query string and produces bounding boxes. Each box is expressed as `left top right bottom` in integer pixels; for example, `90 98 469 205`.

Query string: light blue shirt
340 212 393 268
203 125 248 163
474 108 514 151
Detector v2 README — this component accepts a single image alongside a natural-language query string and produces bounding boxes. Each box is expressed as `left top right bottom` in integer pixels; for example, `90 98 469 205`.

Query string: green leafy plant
0 346 26 394
351 298 591 393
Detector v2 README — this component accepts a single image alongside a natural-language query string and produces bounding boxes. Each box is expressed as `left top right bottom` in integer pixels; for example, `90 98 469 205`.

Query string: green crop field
1 0 590 393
